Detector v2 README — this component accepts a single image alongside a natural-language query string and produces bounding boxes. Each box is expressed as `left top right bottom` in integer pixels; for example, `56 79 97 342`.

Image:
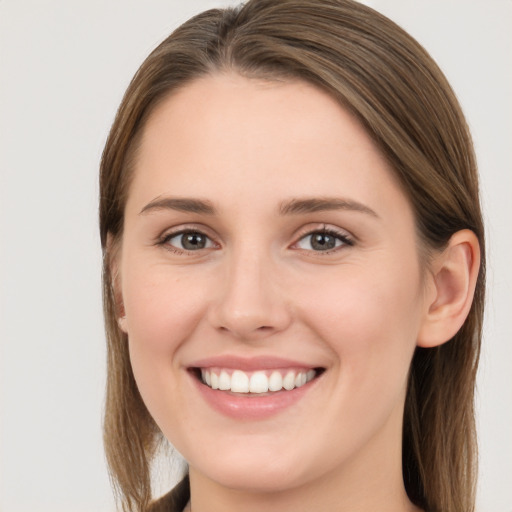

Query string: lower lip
189 371 321 420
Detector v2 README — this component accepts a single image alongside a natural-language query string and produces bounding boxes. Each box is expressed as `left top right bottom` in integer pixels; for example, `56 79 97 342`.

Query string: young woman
99 1 485 511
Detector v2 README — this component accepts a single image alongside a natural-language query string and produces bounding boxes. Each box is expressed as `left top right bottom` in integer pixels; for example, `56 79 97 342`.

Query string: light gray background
1 1 510 511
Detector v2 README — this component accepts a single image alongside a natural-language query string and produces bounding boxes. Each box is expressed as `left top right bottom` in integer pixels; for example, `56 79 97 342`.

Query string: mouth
187 356 326 419
189 366 325 396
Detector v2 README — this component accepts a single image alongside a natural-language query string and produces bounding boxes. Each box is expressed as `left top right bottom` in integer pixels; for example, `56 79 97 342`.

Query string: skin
115 73 438 512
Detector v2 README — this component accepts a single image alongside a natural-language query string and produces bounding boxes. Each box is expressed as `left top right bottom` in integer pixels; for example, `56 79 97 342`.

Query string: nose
207 248 292 341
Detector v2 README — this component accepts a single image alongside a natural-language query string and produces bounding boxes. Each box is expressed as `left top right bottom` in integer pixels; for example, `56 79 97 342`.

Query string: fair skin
113 74 479 512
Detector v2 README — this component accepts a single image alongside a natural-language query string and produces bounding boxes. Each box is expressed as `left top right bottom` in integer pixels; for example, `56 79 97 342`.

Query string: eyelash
293 227 354 254
156 226 354 255
156 228 217 255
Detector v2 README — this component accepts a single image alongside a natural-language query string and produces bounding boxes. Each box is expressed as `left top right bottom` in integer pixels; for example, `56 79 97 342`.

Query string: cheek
295 265 423 452
121 263 212 430
306 264 421 331
299 259 423 385
122 263 208 354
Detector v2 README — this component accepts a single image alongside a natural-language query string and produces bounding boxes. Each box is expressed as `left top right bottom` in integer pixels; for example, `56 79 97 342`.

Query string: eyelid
290 224 354 253
153 222 354 255
155 224 220 254
156 222 217 240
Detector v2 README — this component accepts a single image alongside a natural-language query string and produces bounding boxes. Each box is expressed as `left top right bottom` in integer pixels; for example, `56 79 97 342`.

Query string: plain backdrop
0 1 511 511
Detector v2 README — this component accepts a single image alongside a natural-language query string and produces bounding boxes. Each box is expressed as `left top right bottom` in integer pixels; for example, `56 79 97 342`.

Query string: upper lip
187 355 322 372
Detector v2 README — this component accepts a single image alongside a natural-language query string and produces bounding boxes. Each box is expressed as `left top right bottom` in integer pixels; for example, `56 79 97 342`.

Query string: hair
99 1 485 511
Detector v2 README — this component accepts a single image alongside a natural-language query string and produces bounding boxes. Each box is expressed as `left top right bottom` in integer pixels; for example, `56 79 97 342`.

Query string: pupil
182 233 206 250
311 233 335 250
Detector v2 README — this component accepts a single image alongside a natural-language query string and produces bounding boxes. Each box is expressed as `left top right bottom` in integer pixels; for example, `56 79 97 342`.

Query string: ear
106 233 128 334
417 229 480 348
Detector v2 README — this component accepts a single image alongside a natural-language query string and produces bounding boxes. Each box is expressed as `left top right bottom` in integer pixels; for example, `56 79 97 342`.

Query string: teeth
200 368 317 394
294 372 307 388
211 372 219 390
218 370 231 391
283 371 295 390
268 371 283 392
249 372 269 393
231 370 249 393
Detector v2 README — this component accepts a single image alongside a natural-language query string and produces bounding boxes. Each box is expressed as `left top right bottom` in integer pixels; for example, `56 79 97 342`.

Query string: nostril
215 321 280 340
207 284 293 338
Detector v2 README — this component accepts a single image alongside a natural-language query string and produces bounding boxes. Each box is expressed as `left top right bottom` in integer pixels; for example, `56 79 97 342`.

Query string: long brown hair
99 1 485 511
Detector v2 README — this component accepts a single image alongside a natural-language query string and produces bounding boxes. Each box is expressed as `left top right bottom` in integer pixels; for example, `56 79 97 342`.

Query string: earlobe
417 229 480 348
106 233 128 334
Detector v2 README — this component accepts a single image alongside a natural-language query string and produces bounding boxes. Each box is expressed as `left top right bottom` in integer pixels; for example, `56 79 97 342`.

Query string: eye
295 229 352 252
161 230 215 252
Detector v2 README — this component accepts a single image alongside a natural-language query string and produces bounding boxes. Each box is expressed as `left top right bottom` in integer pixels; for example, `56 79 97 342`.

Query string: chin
202 463 306 493
187 441 319 494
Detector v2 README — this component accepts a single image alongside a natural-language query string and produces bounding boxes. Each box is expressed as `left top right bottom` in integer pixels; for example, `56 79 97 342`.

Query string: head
99 1 485 511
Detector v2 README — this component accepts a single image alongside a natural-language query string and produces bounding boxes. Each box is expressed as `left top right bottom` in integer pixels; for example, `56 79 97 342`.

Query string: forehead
127 73 409 221
137 73 378 168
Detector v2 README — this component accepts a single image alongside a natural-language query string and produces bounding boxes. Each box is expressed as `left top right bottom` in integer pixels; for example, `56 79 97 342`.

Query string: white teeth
249 371 269 393
231 370 249 393
210 372 219 390
218 370 230 391
200 367 318 393
283 371 295 390
268 371 283 392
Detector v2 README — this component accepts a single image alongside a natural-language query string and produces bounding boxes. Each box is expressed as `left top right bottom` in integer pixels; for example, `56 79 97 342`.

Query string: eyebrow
139 196 216 215
139 195 378 218
279 197 379 218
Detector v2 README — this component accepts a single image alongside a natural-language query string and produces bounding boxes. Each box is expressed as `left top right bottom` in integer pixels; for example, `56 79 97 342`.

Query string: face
116 74 431 494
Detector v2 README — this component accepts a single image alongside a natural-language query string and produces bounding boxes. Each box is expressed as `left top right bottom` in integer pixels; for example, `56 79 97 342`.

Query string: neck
189 473 418 512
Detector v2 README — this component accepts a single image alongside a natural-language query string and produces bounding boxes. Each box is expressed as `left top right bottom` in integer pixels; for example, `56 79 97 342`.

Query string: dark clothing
148 475 190 512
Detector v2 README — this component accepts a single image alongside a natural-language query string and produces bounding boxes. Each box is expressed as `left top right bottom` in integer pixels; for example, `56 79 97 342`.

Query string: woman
99 1 485 511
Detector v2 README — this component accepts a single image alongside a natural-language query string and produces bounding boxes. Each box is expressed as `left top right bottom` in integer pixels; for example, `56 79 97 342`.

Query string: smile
188 357 325 419
200 368 318 394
